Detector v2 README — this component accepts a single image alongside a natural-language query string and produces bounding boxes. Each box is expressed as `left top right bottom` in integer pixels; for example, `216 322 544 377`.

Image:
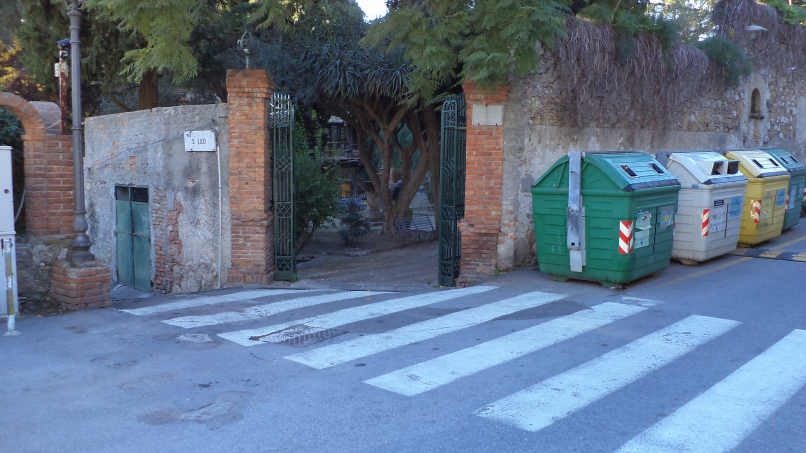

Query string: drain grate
279 328 347 347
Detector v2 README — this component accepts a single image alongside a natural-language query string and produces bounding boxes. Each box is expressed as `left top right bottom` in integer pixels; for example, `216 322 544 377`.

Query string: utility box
531 151 680 288
762 148 806 231
0 146 14 235
0 145 19 317
656 151 748 264
724 150 790 247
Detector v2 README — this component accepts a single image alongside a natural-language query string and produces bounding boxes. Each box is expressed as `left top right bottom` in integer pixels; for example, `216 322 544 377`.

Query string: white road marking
121 289 311 316
285 291 565 369
365 302 646 396
217 286 497 346
620 296 663 307
615 329 806 453
163 291 388 328
475 315 740 432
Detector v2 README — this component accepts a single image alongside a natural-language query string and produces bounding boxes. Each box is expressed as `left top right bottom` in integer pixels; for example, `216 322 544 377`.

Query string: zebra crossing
122 287 806 451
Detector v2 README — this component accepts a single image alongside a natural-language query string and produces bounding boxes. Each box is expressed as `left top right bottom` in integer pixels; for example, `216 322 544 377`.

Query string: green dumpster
531 151 681 287
762 148 806 230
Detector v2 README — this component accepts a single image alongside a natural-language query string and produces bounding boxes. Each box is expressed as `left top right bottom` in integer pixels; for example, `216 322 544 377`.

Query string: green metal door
115 186 151 291
438 94 466 286
271 92 296 280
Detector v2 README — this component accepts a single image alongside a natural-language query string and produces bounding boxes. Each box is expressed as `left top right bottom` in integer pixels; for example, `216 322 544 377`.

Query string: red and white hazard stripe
618 220 633 254
803 186 806 204
785 191 790 212
701 209 710 236
751 199 761 223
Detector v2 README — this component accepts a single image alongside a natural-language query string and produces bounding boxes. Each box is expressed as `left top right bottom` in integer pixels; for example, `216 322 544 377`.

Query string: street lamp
66 0 94 262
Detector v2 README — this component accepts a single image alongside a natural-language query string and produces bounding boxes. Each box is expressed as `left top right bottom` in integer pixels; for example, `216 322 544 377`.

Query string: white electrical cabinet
1 145 19 316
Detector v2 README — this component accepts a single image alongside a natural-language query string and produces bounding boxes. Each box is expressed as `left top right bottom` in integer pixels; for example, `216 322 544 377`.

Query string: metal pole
67 1 95 262
3 239 18 336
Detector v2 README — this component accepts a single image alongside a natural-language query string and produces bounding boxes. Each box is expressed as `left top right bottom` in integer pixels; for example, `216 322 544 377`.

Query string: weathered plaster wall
498 63 806 269
84 104 230 294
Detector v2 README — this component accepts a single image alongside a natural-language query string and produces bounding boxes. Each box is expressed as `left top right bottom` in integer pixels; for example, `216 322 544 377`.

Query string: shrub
294 120 342 254
696 36 752 87
338 200 371 245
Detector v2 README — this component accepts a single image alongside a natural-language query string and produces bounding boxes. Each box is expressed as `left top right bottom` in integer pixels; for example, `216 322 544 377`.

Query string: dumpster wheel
601 281 623 290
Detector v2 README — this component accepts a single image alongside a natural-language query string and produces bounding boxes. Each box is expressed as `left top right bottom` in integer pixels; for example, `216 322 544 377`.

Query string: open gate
271 92 296 280
438 94 466 286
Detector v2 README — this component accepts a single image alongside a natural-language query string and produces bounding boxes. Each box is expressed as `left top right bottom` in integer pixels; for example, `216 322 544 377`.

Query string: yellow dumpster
725 150 790 246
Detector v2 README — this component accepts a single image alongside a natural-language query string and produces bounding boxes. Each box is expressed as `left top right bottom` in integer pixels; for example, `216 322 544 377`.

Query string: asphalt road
1 222 805 453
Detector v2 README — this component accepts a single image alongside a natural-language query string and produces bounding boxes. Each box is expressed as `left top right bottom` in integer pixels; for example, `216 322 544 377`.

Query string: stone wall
494 54 806 271
84 103 230 294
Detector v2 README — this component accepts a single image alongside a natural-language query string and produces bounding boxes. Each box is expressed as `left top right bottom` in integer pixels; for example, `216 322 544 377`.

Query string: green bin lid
761 148 806 174
532 151 680 192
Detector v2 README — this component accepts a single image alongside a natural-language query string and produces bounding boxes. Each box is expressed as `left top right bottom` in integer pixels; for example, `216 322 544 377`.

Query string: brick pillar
458 80 510 283
51 260 112 310
1 93 111 309
226 70 275 285
0 94 74 236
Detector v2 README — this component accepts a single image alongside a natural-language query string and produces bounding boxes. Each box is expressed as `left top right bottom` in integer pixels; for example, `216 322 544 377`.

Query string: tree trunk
422 105 441 231
138 70 159 110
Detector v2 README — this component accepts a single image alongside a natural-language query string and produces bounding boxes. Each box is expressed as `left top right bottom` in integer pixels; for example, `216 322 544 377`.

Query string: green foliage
696 36 752 87
251 0 364 34
0 108 22 149
578 1 681 61
13 0 68 98
577 3 616 23
294 121 342 254
653 0 716 43
367 0 570 105
761 1 806 26
0 40 40 98
460 0 570 90
87 0 202 83
338 200 371 245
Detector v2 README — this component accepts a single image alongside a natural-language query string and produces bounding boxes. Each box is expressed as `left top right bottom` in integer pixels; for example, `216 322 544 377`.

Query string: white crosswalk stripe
364 302 646 396
121 289 313 315
119 285 804 450
217 285 497 346
614 329 806 453
474 315 741 432
285 290 566 369
163 291 389 328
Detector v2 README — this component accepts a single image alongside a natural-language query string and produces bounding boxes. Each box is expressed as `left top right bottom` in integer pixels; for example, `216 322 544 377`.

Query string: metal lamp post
67 0 94 262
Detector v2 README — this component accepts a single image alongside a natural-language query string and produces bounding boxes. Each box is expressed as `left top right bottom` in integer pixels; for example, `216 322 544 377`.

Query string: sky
356 0 388 20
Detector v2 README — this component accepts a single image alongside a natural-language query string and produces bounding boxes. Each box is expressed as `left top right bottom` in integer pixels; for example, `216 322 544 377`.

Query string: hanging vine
552 18 719 129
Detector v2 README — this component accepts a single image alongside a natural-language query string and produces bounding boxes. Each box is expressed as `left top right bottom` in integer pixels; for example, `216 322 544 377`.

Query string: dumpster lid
666 151 747 185
761 148 806 173
531 151 680 192
582 152 680 192
724 150 791 178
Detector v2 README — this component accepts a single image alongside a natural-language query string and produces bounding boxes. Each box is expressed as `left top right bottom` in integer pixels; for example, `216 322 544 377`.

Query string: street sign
184 130 216 152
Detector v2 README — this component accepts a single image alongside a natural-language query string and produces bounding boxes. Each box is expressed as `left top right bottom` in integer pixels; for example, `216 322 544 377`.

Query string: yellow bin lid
724 150 790 178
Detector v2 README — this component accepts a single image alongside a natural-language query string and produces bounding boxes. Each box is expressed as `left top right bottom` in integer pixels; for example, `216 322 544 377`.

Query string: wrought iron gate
438 94 466 286
271 92 296 280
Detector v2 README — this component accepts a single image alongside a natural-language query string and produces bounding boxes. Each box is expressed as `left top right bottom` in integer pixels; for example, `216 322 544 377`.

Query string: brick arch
0 92 74 236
